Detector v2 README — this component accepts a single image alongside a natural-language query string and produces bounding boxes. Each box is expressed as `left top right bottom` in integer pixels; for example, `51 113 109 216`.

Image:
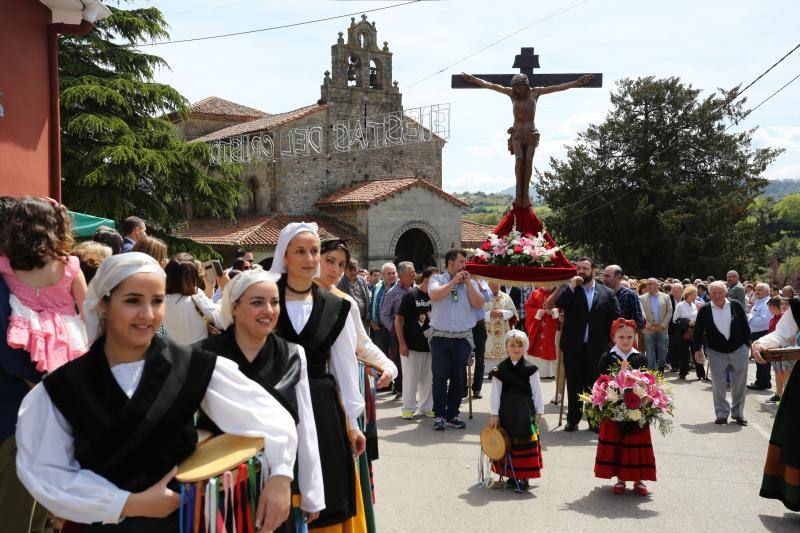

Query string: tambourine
480 427 510 461
763 347 800 362
175 434 265 533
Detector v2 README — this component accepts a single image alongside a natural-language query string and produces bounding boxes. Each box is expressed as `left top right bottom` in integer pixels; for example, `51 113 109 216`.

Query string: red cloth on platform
525 288 558 361
466 206 576 284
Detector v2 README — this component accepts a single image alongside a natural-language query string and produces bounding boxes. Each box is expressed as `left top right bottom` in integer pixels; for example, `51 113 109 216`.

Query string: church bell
347 55 360 81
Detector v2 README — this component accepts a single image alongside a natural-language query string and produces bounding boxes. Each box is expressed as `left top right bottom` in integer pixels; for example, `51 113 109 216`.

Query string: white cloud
445 172 514 193
764 163 800 180
752 126 800 151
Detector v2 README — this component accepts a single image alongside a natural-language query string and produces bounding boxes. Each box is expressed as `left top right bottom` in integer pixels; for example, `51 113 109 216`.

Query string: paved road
371 361 799 532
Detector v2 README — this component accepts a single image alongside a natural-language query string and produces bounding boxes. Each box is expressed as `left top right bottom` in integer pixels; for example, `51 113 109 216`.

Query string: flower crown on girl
505 329 530 353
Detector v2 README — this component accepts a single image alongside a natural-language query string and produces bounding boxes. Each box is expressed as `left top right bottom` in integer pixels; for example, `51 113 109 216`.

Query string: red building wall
0 0 52 198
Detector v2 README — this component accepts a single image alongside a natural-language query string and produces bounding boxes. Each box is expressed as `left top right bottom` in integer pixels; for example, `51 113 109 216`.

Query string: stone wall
365 187 462 269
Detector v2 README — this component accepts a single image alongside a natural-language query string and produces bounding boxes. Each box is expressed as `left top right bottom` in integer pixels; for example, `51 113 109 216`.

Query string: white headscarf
83 252 166 344
220 269 280 328
504 328 530 354
268 222 320 278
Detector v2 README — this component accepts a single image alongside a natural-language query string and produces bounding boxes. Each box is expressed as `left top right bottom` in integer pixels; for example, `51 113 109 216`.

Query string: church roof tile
188 96 269 121
180 213 358 248
193 104 327 142
316 178 468 208
460 219 494 249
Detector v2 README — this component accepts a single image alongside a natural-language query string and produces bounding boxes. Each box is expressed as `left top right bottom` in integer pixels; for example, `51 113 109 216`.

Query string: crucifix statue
452 47 602 208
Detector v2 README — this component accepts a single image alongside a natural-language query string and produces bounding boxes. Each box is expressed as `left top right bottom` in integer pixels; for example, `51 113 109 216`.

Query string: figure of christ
461 72 593 208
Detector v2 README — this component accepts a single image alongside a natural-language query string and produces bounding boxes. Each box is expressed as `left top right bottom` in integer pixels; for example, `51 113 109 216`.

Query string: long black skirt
308 375 357 528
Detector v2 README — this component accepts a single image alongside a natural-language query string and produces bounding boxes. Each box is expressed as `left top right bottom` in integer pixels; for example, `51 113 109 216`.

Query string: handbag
191 295 222 336
682 325 695 342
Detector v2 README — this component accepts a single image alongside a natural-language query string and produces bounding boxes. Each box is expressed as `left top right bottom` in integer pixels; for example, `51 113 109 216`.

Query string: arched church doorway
394 228 436 270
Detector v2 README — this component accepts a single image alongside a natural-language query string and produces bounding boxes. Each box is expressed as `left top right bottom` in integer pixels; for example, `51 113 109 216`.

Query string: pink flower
596 374 612 388
591 384 608 406
614 369 639 390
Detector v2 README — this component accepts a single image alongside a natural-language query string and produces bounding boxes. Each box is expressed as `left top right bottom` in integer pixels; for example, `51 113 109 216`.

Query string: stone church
178 15 486 268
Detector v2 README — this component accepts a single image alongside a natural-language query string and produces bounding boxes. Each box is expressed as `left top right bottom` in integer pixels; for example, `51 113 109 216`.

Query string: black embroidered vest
43 335 217 492
200 328 302 422
490 357 539 439
275 278 351 379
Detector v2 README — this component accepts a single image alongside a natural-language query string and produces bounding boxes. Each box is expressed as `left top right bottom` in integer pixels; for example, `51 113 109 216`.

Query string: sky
129 0 800 193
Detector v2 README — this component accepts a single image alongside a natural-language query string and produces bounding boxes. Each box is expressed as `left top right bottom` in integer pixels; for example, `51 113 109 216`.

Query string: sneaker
446 417 466 429
401 409 414 419
433 417 446 431
394 392 403 401
421 410 436 418
765 395 781 404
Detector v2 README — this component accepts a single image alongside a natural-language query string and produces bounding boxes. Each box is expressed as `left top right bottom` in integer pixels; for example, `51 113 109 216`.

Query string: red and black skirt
491 429 543 480
595 420 657 482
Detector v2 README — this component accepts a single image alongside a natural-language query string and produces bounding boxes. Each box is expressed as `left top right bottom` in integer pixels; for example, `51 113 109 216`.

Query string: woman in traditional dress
315 236 398 532
15 252 298 531
752 299 800 512
268 223 367 532
199 269 325 531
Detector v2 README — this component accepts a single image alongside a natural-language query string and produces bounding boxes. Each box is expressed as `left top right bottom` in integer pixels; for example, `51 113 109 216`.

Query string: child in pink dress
0 197 88 373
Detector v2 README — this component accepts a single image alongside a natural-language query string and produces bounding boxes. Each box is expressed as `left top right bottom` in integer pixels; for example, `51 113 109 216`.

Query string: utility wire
540 41 800 218
136 0 422 47
405 0 590 89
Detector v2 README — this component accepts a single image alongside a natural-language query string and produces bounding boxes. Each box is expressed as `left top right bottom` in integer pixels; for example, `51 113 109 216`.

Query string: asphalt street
371 361 799 533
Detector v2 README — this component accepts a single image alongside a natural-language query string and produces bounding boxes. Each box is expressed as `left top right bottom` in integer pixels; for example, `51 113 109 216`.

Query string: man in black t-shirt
395 267 438 419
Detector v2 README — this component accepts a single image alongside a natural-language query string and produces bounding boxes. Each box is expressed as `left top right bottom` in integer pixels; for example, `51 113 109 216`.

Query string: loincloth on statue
507 125 539 160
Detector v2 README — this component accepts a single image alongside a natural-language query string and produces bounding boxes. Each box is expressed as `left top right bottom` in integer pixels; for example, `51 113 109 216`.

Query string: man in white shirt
747 283 773 391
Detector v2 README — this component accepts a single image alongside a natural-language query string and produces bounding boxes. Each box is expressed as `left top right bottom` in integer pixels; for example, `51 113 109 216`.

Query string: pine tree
537 76 782 277
59 3 243 235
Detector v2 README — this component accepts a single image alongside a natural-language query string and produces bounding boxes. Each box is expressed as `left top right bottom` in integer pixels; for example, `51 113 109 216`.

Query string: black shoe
714 417 727 425
679 374 687 380
462 390 468 399
747 383 770 391
733 416 748 426
472 392 483 399
765 395 781 404
564 422 579 432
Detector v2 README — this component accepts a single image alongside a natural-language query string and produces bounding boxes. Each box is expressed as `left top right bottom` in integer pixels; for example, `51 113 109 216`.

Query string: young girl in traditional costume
0 197 88 372
487 329 544 491
199 269 325 531
15 252 299 531
594 318 654 496
268 223 368 532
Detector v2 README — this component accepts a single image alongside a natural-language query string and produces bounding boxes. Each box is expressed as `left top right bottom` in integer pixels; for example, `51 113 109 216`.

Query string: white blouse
285 300 365 429
489 360 544 416
757 307 799 349
163 290 224 345
343 293 398 379
15 357 297 525
672 300 698 323
288 345 325 513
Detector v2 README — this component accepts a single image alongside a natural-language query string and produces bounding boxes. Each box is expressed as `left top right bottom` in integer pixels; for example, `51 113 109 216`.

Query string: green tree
59 3 243 234
537 76 782 277
772 194 800 236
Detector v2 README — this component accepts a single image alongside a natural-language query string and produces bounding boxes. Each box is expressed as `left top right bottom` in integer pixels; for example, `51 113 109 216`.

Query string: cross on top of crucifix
451 46 603 88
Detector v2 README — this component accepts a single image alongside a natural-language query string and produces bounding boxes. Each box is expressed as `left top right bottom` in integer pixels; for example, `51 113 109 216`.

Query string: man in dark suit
549 257 621 432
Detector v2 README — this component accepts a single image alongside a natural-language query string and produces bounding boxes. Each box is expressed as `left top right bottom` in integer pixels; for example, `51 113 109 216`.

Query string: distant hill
499 185 541 203
764 179 800 199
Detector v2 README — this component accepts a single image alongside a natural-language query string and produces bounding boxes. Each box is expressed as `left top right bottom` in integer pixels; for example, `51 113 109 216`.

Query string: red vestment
525 288 558 361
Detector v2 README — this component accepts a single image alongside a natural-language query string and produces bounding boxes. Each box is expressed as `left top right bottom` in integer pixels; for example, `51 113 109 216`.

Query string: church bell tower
320 15 402 120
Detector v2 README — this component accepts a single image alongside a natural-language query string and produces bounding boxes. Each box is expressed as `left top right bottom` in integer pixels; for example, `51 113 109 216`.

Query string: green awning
68 211 115 237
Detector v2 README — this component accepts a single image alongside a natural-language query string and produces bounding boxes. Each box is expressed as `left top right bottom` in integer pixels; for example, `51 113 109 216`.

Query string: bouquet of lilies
579 364 675 436
470 226 561 267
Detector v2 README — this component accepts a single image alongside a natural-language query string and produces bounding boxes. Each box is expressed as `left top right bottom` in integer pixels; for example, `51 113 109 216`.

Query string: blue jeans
645 331 670 370
429 337 471 420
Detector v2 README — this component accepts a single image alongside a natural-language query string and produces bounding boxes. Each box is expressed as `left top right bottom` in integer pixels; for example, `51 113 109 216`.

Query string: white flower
510 239 519 246
506 249 514 255
628 409 642 421
633 385 646 398
607 389 619 401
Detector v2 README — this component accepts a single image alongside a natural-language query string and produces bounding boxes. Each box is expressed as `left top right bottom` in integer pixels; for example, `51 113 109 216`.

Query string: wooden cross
451 47 602 89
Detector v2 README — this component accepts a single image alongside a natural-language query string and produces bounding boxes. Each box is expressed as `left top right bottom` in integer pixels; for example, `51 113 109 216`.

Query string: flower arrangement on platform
470 226 561 267
579 364 675 436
